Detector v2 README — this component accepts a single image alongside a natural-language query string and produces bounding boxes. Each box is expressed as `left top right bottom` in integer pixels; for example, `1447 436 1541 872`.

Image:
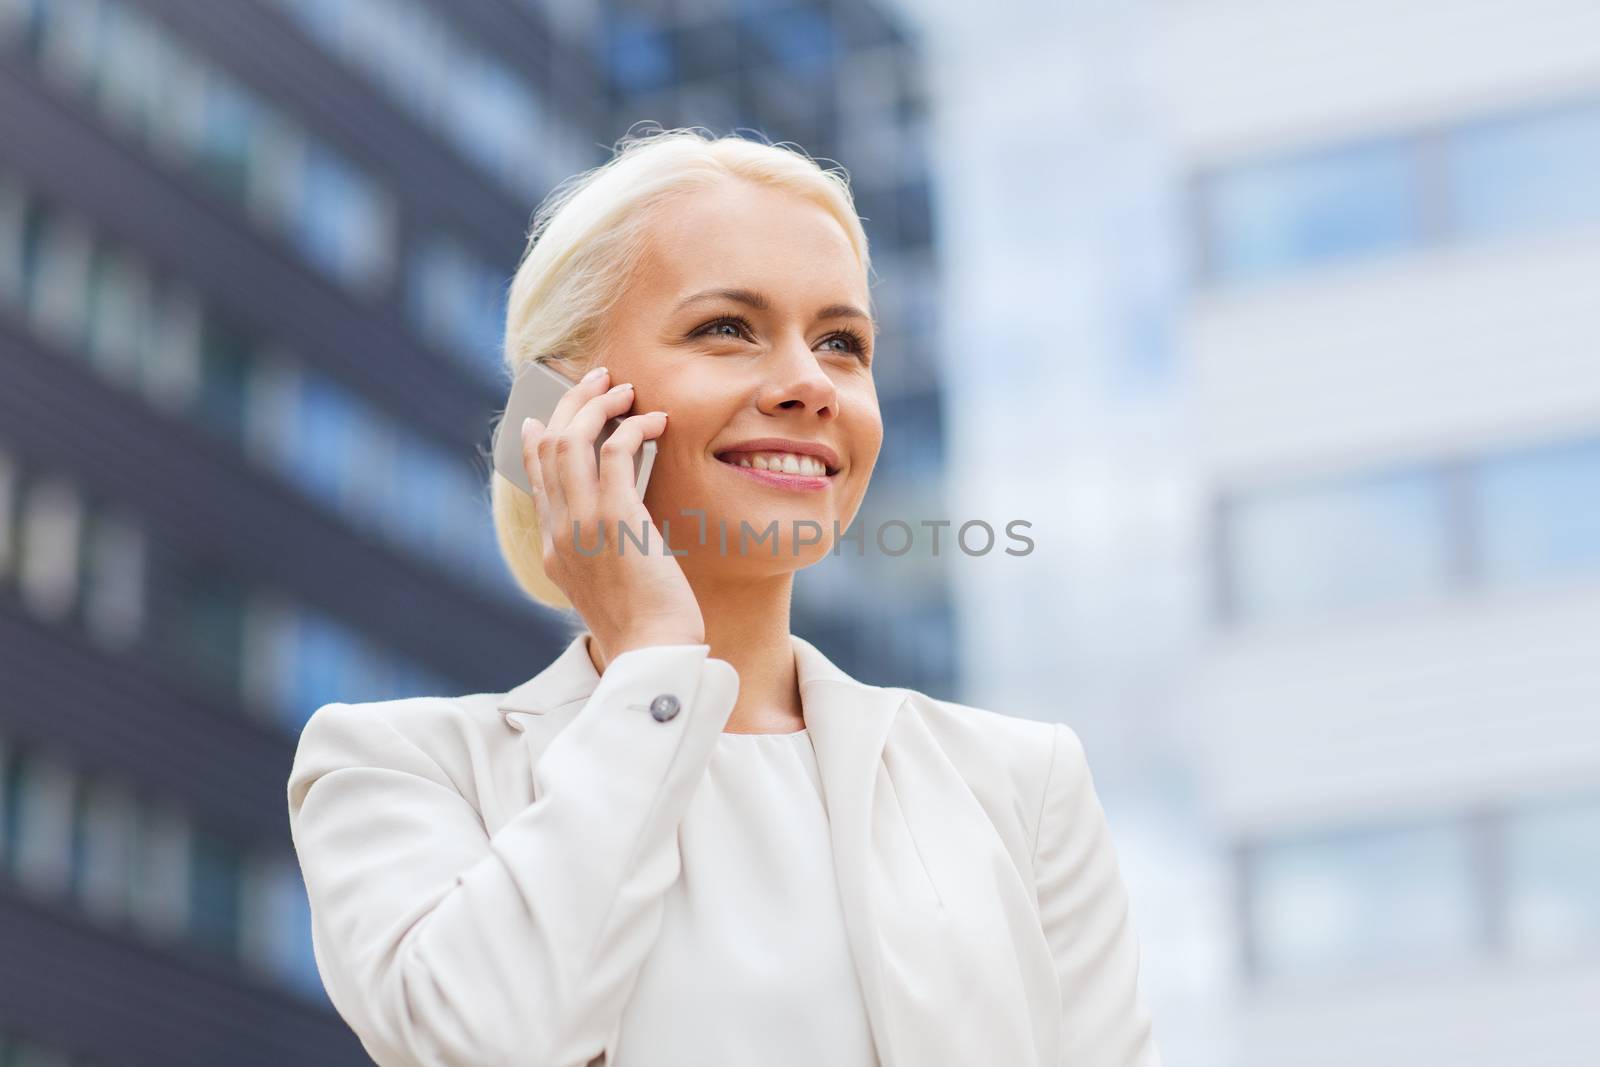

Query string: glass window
129 801 189 942
154 556 245 698
1447 100 1600 240
73 776 136 924
6 747 76 898
287 372 360 507
878 388 945 485
609 14 675 94
898 178 933 249
240 353 302 473
180 64 263 203
468 505 513 599
390 434 461 560
1201 137 1420 284
446 56 543 194
262 604 447 729
1224 465 1452 625
141 283 203 416
358 0 450 122
744 6 834 74
284 609 361 725
342 402 400 526
83 511 145 651
1250 818 1479 979
0 735 16 870
35 0 100 86
0 449 16 579
20 0 396 295
1506 793 1600 961
291 142 394 294
92 1 165 142
19 477 84 624
241 853 328 1003
239 594 293 724
195 311 255 445
0 0 43 42
264 0 547 198
27 208 93 348
189 825 243 956
83 243 152 389
407 236 509 380
1475 435 1600 585
0 175 25 305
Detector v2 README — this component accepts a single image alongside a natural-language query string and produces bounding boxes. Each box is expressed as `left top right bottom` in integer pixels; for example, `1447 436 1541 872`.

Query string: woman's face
595 178 882 577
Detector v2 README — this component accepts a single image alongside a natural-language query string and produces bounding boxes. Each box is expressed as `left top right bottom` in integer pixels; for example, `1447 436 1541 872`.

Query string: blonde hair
489 124 874 613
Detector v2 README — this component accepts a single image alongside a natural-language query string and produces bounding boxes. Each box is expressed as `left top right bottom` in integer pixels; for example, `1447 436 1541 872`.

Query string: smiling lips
721 451 830 477
714 437 840 472
715 451 835 491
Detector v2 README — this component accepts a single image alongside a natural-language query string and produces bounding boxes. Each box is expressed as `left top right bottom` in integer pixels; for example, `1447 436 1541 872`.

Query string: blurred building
1169 0 1600 1062
0 0 945 1063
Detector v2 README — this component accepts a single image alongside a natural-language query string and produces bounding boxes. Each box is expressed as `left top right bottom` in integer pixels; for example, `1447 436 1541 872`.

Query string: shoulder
287 689 508 812
897 687 1079 851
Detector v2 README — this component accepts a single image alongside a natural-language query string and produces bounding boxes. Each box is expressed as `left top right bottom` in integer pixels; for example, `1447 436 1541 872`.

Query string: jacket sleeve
286 643 740 1067
1033 722 1163 1067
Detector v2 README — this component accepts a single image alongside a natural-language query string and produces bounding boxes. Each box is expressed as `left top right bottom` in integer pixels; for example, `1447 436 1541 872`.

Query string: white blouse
613 728 879 1067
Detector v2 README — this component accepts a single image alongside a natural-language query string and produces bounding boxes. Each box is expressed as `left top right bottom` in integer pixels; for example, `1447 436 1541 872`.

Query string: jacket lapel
498 633 1058 1067
794 636 1058 1067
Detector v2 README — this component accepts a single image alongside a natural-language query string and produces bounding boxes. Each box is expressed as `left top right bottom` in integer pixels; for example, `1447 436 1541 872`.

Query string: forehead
634 179 867 306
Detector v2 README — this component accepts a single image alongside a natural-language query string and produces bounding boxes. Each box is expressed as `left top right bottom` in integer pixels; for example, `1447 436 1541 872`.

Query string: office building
0 0 947 1062
1171 1 1600 1060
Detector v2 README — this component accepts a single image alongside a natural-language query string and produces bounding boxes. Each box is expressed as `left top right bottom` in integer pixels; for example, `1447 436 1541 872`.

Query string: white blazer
287 632 1163 1067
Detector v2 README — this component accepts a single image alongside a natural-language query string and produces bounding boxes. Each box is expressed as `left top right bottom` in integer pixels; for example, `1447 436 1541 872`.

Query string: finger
527 414 575 553
521 417 565 565
545 363 612 434
520 417 557 532
598 410 667 503
559 381 637 519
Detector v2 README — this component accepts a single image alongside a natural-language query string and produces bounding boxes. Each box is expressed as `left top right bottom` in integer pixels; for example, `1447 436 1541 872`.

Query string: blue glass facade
1 0 946 1059
1197 95 1600 285
1219 430 1600 626
0 0 591 1059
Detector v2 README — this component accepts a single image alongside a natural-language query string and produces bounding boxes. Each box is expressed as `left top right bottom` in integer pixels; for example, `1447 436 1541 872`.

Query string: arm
1033 722 1163 1067
287 643 739 1067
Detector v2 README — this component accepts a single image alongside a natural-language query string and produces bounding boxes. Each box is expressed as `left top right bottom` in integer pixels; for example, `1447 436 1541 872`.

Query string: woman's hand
519 364 706 659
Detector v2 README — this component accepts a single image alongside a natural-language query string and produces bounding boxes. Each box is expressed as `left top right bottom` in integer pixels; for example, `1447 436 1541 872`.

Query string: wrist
602 628 707 660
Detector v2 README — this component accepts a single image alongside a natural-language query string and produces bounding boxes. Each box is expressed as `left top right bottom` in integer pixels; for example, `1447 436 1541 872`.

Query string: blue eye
694 314 872 363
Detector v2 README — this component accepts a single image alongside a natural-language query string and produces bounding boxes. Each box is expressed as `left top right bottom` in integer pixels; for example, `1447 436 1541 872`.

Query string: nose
755 335 839 419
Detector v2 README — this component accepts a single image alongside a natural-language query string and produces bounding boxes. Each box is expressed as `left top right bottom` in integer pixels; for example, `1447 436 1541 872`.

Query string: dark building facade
0 0 949 1062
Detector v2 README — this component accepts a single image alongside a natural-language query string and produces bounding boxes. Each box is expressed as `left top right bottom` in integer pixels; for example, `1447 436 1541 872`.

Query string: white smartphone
494 360 657 500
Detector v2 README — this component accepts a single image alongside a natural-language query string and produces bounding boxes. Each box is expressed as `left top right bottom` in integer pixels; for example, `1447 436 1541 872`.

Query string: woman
287 128 1162 1067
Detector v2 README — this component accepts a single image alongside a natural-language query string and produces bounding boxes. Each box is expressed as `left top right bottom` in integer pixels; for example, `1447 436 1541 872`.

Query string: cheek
858 415 885 461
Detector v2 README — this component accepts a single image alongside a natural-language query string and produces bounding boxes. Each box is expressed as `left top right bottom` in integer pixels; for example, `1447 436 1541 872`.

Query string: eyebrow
674 288 877 334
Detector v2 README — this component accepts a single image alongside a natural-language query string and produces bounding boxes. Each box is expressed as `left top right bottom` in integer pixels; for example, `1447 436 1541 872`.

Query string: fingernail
646 410 667 417
607 381 633 393
581 366 607 383
521 416 534 436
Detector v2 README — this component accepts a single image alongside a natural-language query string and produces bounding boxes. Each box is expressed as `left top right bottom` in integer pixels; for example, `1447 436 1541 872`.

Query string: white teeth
729 452 828 476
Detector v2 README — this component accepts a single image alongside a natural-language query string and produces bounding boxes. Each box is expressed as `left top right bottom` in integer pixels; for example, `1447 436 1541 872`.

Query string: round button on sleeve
649 693 681 722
